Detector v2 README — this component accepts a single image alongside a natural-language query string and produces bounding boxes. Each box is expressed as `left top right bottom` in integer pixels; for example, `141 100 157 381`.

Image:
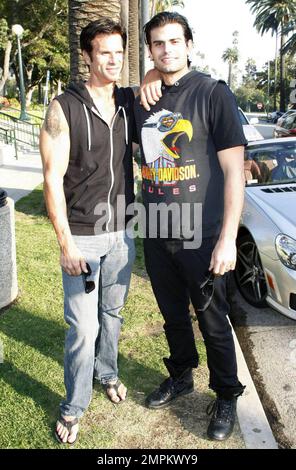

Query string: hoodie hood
64 81 129 150
65 80 128 110
65 81 94 108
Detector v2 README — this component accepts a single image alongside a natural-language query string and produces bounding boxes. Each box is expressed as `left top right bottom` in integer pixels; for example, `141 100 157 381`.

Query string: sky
174 0 277 82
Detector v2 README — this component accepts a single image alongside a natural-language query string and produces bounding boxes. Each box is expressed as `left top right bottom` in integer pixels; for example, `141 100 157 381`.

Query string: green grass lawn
0 186 245 449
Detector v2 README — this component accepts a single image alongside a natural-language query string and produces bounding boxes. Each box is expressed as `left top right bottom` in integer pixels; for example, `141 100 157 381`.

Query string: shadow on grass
0 307 217 445
0 361 62 433
15 186 47 218
0 307 65 366
0 306 165 407
172 391 212 440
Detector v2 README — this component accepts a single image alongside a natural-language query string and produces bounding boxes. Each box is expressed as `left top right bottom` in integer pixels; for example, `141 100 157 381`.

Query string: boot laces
206 398 234 423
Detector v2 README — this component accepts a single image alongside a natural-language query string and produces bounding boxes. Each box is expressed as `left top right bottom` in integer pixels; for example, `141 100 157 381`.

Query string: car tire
234 234 268 308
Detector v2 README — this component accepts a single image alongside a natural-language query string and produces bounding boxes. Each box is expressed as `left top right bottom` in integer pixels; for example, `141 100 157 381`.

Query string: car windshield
244 141 296 186
238 109 249 125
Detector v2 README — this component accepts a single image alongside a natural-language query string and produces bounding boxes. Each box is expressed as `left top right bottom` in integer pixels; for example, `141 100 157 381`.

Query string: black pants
144 237 244 398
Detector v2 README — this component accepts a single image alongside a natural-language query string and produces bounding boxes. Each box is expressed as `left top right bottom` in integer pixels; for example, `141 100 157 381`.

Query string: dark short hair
144 11 193 48
80 18 127 57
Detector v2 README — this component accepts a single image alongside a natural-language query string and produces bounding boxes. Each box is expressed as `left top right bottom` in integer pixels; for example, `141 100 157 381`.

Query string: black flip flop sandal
103 379 127 404
55 415 79 445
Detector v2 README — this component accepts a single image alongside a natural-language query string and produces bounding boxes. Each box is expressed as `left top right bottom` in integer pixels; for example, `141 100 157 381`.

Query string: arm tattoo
44 104 63 138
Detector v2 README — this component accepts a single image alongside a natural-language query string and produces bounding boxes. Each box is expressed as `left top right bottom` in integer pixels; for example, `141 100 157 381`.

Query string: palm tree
68 0 121 81
128 0 140 86
282 17 296 55
222 47 239 90
246 0 296 111
120 0 129 86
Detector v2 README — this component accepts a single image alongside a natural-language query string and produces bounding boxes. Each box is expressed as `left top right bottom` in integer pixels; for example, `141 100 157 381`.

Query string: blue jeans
60 230 135 418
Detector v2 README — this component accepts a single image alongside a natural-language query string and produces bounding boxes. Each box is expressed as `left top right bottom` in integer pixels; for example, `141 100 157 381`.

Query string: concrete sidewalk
0 150 278 449
0 147 43 202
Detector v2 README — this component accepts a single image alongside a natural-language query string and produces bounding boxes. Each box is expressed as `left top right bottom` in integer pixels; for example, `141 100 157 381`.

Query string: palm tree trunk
120 0 129 87
279 26 286 112
128 0 140 86
68 0 121 82
274 32 278 110
140 0 150 81
228 62 232 89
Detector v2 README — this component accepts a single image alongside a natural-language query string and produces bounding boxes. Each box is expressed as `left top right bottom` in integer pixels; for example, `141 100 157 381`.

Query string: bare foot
56 415 79 444
105 380 127 403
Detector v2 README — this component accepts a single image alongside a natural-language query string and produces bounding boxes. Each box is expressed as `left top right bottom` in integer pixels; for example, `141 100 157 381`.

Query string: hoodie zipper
83 104 91 151
91 105 123 232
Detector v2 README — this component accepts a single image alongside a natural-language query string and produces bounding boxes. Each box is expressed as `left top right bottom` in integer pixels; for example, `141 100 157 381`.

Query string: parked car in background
235 137 296 320
276 109 296 127
238 108 264 142
267 110 284 123
274 112 296 138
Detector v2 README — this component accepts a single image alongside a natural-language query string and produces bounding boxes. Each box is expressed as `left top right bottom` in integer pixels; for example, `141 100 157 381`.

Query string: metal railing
0 110 42 158
0 107 44 125
0 127 18 159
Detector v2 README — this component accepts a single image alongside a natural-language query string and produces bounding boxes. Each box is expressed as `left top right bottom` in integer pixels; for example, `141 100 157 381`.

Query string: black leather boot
206 396 237 441
145 368 194 409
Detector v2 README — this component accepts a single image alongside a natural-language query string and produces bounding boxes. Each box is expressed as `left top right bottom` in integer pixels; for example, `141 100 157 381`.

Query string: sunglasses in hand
82 262 95 294
198 271 216 311
200 271 215 296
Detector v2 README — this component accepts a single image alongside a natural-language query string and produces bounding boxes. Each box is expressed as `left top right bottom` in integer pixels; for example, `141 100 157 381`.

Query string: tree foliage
234 54 296 112
235 59 266 112
0 0 69 98
246 0 296 110
150 0 184 17
222 31 239 89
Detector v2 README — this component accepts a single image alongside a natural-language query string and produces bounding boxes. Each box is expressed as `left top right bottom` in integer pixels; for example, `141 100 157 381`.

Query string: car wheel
235 234 268 307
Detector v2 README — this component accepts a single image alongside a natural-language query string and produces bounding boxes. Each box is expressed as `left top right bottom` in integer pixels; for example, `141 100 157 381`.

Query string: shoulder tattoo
44 103 63 138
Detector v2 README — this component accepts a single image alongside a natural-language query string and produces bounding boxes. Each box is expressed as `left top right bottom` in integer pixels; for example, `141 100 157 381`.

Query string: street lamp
12 24 29 121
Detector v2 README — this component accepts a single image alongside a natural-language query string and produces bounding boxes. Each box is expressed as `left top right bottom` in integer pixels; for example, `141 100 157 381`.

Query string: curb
232 326 278 449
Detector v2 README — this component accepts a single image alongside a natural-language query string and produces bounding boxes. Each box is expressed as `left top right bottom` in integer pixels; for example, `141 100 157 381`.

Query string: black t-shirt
209 81 247 151
134 70 247 239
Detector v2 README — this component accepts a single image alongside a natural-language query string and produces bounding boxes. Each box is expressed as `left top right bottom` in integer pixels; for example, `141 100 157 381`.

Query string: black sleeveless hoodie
55 81 136 235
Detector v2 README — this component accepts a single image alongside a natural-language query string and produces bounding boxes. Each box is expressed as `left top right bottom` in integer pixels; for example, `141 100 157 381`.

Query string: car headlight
275 234 296 270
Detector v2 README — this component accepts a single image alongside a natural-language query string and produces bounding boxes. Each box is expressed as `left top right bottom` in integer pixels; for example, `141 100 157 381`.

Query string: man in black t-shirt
134 12 247 441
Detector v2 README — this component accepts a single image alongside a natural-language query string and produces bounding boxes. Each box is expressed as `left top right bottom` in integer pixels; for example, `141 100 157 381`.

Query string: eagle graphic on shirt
141 109 195 186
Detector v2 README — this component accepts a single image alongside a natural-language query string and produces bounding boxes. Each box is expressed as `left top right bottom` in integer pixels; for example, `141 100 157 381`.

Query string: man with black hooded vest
134 12 247 441
40 18 160 445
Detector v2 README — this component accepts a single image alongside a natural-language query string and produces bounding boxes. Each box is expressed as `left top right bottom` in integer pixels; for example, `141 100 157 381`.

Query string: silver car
238 108 264 142
235 137 296 320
